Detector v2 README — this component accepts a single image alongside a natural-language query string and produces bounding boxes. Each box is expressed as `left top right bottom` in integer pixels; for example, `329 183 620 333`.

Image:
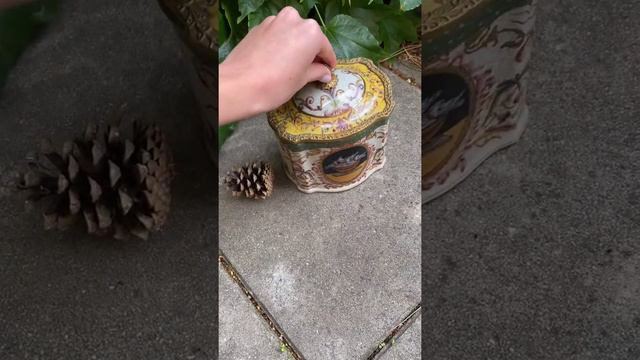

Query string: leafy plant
0 0 58 93
218 122 235 149
218 0 420 63
216 0 419 148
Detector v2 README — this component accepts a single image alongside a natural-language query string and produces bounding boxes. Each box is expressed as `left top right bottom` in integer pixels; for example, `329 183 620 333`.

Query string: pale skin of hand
219 6 337 125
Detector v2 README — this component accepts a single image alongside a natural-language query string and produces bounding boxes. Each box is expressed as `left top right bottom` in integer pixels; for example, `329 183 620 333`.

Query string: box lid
267 58 394 144
422 0 533 62
157 0 218 61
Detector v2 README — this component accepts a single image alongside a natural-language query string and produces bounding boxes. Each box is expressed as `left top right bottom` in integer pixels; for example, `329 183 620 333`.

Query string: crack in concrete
220 250 421 360
219 250 306 360
381 62 421 89
365 303 422 360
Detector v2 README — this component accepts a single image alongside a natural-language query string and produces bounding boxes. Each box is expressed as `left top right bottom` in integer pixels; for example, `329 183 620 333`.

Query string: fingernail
320 74 332 83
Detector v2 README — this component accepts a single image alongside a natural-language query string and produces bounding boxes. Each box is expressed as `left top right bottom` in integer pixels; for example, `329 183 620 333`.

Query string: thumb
305 62 332 84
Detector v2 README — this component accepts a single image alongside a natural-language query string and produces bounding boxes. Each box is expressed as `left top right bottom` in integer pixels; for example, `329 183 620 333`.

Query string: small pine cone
223 161 274 200
17 120 174 240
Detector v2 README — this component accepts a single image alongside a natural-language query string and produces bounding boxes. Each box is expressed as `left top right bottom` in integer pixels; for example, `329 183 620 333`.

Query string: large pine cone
18 121 174 240
223 161 274 200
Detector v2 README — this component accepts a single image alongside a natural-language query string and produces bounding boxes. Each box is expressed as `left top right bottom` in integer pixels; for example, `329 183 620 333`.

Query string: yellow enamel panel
268 58 394 144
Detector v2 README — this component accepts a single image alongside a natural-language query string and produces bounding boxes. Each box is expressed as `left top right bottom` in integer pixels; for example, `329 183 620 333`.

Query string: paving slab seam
365 303 422 360
381 62 420 89
219 250 306 360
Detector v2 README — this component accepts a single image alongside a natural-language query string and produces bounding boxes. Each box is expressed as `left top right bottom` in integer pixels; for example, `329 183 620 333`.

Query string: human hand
219 6 337 125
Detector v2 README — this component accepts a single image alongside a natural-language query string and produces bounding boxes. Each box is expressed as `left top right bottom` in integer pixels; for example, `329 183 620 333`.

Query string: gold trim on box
267 58 395 144
157 0 218 59
422 0 485 34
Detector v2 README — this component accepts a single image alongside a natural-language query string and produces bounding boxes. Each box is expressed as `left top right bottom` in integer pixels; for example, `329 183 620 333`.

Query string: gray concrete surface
422 0 640 359
218 70 421 359
384 315 421 360
0 1 217 359
219 263 287 360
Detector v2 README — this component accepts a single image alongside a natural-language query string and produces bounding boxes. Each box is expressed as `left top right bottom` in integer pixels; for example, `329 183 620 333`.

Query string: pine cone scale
223 161 274 200
19 121 174 240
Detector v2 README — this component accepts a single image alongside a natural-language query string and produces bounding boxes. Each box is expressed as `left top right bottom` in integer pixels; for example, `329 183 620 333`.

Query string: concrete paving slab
383 315 421 360
219 71 421 359
219 263 288 360
422 0 640 359
382 60 421 88
0 1 217 358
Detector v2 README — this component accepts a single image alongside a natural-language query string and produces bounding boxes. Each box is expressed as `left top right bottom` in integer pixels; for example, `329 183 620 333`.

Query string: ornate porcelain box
158 0 218 163
268 58 394 193
422 0 537 203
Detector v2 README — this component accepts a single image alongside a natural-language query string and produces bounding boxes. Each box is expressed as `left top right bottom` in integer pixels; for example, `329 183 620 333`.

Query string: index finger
314 27 337 68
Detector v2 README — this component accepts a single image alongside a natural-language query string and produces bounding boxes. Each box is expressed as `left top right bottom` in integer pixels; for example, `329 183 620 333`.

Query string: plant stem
380 48 405 63
314 4 326 29
380 43 420 63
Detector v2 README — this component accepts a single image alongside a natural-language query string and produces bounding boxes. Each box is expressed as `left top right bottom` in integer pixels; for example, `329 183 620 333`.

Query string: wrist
219 61 267 125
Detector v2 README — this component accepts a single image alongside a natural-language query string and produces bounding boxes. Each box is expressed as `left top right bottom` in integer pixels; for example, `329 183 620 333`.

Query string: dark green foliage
0 0 58 92
218 0 420 63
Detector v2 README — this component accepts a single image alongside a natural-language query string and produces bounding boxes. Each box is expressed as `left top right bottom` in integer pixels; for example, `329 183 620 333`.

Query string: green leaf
377 13 417 52
323 14 384 61
342 1 419 54
298 0 317 14
219 0 246 62
344 6 382 37
218 39 234 63
340 2 407 38
238 0 265 23
248 0 314 29
322 0 383 23
218 123 235 149
323 0 342 22
398 0 420 11
248 1 280 28
0 0 57 92
218 5 230 43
